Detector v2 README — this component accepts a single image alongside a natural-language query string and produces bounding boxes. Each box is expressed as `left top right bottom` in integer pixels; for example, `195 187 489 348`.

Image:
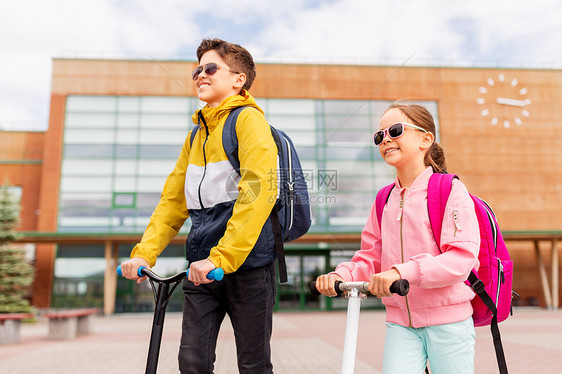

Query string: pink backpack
375 173 514 374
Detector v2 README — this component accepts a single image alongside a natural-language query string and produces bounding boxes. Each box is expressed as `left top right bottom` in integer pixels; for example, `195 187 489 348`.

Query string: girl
315 102 480 373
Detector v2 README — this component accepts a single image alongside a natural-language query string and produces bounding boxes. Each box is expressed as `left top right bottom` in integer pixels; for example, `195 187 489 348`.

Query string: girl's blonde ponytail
425 142 447 174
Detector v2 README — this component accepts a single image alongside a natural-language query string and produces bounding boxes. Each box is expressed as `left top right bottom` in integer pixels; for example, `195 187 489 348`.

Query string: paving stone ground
1 307 560 373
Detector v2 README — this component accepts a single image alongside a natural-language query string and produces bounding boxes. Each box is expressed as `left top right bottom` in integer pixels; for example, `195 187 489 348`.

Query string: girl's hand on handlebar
188 259 217 286
315 273 344 297
120 257 150 284
368 269 401 297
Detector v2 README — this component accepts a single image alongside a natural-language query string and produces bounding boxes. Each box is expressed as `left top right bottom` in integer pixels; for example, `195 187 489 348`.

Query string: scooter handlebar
309 278 409 297
117 265 224 281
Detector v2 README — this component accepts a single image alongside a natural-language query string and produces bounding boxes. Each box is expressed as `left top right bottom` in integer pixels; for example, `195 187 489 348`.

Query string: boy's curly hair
196 38 256 92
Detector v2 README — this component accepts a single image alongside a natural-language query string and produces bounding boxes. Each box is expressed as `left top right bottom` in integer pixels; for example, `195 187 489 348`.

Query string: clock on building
476 73 531 128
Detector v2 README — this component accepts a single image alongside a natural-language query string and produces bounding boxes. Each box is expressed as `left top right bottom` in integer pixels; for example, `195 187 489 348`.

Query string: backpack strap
222 106 246 173
424 173 453 374
221 106 288 283
270 206 287 283
189 126 199 147
427 173 457 249
468 272 507 373
375 183 395 230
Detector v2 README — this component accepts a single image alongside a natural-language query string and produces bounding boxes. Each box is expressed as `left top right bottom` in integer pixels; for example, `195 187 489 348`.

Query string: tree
0 184 34 313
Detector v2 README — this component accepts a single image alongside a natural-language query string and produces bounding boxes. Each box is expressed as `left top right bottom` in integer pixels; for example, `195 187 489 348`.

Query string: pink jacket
334 167 480 328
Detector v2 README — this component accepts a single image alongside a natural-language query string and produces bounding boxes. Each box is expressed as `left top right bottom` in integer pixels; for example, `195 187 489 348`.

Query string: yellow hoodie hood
192 89 264 130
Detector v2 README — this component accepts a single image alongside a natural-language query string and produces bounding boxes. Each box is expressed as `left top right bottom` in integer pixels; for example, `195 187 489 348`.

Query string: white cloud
0 0 560 131
247 0 562 66
0 0 203 130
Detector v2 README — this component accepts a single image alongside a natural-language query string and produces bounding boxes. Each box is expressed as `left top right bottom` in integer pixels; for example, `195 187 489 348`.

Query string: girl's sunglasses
373 122 428 146
191 62 240 81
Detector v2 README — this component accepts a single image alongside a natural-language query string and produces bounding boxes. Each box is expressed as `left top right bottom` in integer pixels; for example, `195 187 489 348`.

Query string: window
113 193 136 208
59 95 438 234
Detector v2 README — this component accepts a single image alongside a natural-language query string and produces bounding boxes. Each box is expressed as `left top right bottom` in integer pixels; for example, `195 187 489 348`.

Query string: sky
1 0 561 131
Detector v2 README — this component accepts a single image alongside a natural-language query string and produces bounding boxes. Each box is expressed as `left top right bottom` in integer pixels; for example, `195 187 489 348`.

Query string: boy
120 38 278 374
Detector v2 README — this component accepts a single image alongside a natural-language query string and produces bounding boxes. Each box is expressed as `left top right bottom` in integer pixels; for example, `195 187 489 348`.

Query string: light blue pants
383 317 475 374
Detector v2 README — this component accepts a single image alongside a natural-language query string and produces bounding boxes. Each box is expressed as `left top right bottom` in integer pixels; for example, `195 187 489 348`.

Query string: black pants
178 263 276 374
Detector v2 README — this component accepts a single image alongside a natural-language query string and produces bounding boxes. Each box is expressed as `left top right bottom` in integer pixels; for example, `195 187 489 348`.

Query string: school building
3 58 561 314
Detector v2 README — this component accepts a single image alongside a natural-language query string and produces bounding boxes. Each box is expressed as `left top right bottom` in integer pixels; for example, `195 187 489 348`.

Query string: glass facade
56 95 439 311
60 95 197 233
59 95 439 234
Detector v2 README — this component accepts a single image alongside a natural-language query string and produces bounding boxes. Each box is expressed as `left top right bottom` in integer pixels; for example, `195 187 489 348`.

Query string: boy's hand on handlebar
188 259 217 286
315 274 344 297
369 269 401 298
120 257 150 284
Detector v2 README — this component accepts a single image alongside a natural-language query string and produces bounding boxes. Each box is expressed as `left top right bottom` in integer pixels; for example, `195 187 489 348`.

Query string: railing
503 232 562 310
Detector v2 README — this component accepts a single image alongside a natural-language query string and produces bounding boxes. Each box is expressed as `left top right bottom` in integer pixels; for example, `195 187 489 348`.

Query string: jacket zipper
196 114 209 209
194 114 209 249
399 190 413 327
452 210 460 237
496 258 503 306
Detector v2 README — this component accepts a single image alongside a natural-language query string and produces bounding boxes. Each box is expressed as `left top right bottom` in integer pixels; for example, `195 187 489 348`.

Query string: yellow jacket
131 91 278 273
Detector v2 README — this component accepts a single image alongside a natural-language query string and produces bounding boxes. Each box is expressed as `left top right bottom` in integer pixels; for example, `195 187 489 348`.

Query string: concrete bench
0 313 35 344
43 308 99 340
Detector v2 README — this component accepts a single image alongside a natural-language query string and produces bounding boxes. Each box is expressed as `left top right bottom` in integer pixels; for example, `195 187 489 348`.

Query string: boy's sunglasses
191 62 240 81
373 122 428 146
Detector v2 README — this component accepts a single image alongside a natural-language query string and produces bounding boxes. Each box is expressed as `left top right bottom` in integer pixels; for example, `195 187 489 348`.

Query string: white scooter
310 279 409 374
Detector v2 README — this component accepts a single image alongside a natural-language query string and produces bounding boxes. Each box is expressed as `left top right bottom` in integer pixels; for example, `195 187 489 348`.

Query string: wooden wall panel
437 68 562 233
0 164 42 231
0 132 44 160
0 132 44 231
52 59 197 97
253 64 323 98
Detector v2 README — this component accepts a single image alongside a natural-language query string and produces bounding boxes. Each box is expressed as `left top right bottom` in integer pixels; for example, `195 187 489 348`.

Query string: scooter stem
341 287 362 374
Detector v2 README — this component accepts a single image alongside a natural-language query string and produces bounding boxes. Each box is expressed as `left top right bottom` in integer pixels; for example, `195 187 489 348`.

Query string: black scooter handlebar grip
334 280 345 295
309 280 344 296
389 279 409 296
309 281 321 296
